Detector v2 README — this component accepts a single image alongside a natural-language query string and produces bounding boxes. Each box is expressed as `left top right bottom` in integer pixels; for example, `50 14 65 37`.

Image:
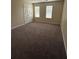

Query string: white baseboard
11 21 33 30
11 24 25 30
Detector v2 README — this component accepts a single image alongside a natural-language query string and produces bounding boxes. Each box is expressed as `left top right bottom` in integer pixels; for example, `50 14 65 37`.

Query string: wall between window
33 1 64 24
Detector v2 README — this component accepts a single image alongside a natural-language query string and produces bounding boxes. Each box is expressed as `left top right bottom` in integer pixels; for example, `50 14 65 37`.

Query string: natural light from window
46 6 53 18
35 6 40 17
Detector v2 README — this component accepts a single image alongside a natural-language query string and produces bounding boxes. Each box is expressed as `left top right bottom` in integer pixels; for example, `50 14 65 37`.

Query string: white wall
11 0 33 29
11 0 25 29
61 0 67 51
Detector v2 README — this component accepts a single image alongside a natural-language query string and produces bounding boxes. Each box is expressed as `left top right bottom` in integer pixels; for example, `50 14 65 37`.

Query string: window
46 6 53 18
35 6 40 17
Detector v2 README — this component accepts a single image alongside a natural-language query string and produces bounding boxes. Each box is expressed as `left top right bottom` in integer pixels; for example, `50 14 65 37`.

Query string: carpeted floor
11 22 66 59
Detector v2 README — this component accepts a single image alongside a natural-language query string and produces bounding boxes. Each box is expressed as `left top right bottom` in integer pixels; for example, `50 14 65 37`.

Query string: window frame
34 6 40 18
45 5 53 19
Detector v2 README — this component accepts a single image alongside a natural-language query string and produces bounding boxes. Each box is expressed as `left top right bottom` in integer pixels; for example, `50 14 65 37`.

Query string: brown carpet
11 22 66 59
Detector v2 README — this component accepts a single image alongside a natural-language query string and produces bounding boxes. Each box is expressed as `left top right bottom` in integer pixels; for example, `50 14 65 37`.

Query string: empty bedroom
11 0 67 59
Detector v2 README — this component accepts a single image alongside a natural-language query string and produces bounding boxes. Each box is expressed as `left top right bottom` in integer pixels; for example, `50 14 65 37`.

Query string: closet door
24 3 33 24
